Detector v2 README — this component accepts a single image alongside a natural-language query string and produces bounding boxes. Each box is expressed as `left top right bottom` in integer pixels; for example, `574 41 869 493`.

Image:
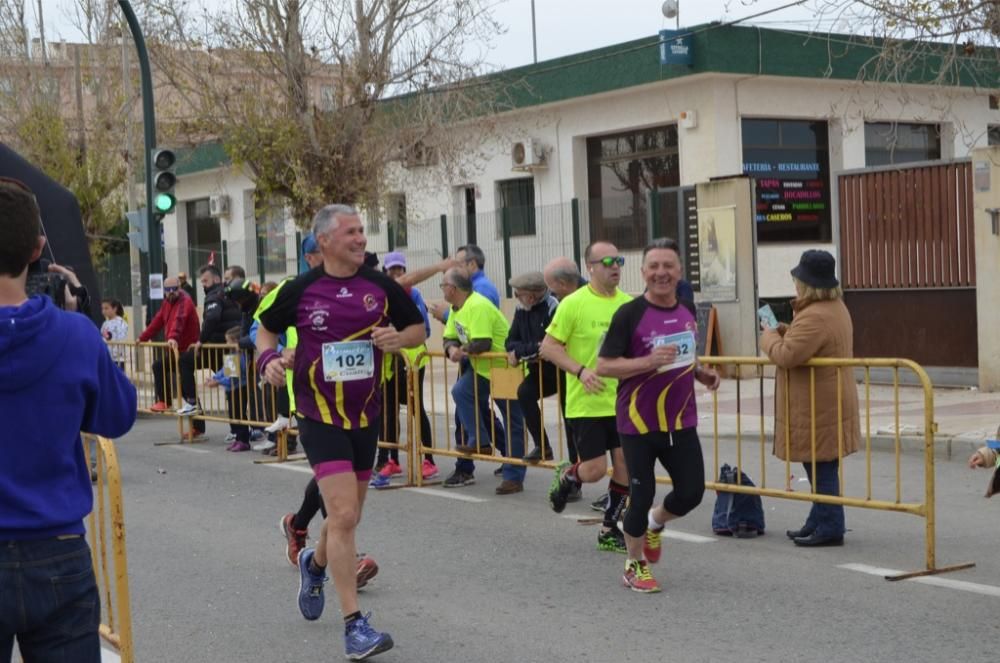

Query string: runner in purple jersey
257 204 425 660
597 238 721 593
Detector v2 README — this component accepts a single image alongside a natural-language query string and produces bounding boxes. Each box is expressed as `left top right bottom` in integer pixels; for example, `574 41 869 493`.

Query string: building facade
166 25 1000 301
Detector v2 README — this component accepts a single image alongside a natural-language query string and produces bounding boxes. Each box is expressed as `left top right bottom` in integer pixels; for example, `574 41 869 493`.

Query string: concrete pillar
972 147 1000 390
694 175 758 358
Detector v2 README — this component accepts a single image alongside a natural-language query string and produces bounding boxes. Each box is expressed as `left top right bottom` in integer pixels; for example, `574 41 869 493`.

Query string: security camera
662 0 678 19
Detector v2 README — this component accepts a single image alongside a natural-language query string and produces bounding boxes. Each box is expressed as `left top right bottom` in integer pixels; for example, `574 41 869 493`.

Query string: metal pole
121 23 143 333
118 0 162 316
439 214 449 257
531 0 538 64
570 198 581 269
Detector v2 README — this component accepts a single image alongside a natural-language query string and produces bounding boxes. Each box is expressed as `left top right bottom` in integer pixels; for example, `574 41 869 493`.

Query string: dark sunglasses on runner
590 256 625 268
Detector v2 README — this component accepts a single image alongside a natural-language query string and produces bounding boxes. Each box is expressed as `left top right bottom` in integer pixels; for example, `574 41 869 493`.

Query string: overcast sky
36 0 832 69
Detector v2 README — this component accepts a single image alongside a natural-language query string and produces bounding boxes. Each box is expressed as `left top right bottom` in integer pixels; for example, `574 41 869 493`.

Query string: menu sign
743 161 828 224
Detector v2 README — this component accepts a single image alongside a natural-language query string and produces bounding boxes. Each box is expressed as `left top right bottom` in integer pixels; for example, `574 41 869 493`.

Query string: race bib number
322 341 374 382
223 354 241 378
653 331 696 371
454 321 469 345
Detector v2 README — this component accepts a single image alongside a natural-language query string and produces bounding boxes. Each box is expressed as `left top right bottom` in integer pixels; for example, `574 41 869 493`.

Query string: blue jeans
452 370 525 481
803 460 846 538
0 536 101 662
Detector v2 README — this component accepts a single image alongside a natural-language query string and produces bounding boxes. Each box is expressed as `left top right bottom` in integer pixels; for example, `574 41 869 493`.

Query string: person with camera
0 178 137 661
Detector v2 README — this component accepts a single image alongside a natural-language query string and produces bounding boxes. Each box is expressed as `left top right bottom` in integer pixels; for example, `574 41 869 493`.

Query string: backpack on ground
711 463 766 538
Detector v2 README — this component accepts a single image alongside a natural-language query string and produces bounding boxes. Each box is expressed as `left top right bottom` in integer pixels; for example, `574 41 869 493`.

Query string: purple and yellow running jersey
258 266 423 429
599 297 699 435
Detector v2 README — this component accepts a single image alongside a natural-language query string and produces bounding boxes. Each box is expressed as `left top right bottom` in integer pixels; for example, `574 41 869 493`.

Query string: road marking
557 515 715 542
102 644 122 662
165 445 211 454
403 487 487 503
661 530 716 544
839 563 1000 598
265 463 314 475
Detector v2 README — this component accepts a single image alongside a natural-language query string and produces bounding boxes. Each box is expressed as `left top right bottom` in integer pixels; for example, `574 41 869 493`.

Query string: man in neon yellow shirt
540 242 632 552
441 268 527 494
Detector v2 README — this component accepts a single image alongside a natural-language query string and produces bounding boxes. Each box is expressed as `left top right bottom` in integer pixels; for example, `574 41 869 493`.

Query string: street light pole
117 0 162 316
531 0 538 64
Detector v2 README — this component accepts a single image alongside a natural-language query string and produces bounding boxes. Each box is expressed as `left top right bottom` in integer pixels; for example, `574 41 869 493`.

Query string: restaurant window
586 125 679 250
742 118 831 243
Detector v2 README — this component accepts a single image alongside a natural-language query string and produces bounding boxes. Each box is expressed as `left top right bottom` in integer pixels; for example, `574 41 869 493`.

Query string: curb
709 433 973 461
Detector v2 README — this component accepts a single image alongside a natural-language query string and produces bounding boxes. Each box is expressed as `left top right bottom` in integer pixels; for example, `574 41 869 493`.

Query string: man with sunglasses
0 178 137 661
540 242 632 553
139 277 201 416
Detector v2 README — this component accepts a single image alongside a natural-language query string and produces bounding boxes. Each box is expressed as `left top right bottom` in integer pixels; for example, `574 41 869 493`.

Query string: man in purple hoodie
0 178 137 661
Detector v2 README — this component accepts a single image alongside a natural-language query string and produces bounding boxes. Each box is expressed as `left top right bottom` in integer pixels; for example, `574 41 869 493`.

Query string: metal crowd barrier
189 343 302 463
413 351 568 485
82 434 134 662
112 341 423 472
697 356 973 580
109 341 185 441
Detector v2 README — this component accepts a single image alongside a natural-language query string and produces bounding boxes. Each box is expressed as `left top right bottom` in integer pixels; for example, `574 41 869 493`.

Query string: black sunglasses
589 256 625 268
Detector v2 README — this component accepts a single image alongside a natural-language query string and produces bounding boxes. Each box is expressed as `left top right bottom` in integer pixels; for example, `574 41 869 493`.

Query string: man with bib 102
257 204 425 661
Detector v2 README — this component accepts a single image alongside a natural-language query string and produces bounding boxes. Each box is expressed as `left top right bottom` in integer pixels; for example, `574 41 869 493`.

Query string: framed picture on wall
697 205 737 302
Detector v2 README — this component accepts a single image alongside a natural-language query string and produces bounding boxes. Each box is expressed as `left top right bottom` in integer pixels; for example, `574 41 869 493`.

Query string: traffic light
151 148 176 221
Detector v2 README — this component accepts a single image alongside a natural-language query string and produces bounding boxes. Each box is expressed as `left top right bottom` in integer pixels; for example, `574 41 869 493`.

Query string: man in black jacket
198 264 244 347
505 271 576 474
177 265 243 423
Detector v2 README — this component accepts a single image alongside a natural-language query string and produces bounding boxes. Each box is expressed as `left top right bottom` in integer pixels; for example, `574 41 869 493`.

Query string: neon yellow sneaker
623 559 661 593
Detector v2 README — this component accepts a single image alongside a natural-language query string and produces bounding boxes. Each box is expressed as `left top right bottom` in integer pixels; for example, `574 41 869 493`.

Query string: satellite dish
662 0 678 19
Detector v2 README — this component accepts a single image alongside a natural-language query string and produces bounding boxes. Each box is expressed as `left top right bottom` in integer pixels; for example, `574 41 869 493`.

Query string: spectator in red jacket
139 277 201 417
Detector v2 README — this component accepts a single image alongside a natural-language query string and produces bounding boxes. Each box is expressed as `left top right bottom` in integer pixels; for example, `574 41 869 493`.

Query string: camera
25 258 67 309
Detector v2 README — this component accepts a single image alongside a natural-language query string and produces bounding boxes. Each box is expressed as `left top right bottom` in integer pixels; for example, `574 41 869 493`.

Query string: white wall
377 72 997 299
168 167 299 284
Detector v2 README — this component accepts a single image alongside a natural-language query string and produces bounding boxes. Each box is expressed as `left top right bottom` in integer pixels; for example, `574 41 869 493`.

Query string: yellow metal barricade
696 356 973 580
82 434 134 662
191 343 302 462
413 351 570 485
112 341 186 441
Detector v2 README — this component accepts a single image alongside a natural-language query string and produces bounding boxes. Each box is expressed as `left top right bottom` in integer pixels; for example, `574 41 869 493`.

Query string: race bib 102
322 340 374 382
653 330 696 371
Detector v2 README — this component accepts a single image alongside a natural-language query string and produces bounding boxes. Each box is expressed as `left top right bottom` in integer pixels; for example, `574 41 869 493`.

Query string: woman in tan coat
760 250 860 547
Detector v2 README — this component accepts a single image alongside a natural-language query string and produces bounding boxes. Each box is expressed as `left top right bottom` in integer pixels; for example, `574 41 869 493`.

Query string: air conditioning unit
511 138 546 171
209 194 230 217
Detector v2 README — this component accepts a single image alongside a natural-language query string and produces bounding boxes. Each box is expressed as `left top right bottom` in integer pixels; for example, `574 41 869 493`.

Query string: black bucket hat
790 250 839 289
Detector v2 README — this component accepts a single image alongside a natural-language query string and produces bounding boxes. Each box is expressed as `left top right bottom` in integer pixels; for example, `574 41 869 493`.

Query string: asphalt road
109 417 994 663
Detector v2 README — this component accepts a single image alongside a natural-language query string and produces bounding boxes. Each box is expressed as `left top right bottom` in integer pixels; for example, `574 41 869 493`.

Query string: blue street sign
659 29 693 66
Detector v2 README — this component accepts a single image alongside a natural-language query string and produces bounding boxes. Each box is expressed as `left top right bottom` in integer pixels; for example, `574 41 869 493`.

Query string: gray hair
445 267 473 293
457 244 486 269
548 261 580 284
642 237 681 261
312 204 359 239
